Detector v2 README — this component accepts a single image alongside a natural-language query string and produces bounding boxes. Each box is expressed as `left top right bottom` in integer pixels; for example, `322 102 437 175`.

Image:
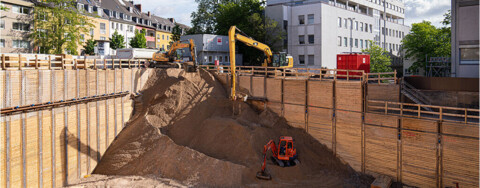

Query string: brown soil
93 68 373 187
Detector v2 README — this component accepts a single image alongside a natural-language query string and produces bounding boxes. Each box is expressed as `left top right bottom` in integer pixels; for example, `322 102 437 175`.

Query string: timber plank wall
0 68 152 187
215 73 479 188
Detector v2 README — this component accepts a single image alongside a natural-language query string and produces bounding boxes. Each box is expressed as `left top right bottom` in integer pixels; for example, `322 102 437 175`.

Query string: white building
102 0 136 55
266 0 410 69
450 0 479 78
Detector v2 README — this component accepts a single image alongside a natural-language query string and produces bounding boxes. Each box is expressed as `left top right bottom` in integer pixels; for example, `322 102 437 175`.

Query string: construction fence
0 68 152 187
210 68 479 188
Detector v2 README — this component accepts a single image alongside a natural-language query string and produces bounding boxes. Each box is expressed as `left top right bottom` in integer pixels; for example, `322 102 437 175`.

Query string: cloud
404 0 450 27
131 0 198 26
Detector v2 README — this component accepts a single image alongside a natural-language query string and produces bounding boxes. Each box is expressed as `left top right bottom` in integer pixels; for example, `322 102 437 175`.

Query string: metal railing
365 70 397 84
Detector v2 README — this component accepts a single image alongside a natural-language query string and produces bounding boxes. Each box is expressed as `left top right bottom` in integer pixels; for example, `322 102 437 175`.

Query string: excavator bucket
256 170 272 180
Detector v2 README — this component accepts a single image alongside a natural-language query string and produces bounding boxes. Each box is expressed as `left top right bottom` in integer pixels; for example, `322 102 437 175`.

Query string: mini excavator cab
256 136 299 180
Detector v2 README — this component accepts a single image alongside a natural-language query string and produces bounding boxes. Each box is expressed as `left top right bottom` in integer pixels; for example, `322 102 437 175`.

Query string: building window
225 56 229 62
370 25 372 33
98 42 104 48
112 22 114 29
344 37 347 47
307 14 314 24
80 34 85 42
12 5 30 14
338 17 342 27
13 40 29 48
13 23 29 31
360 22 363 31
100 36 106 40
298 15 305 25
0 39 4 47
364 23 368 32
382 27 384 35
219 56 223 63
360 39 363 48
338 36 342 46
460 47 479 65
350 38 353 47
299 35 305 44
100 23 106 34
120 24 123 31
355 39 358 48
0 19 4 29
344 18 347 28
308 55 314 65
355 21 358 30
299 55 305 64
167 36 169 40
308 35 314 44
208 56 213 62
349 19 353 29
90 28 94 37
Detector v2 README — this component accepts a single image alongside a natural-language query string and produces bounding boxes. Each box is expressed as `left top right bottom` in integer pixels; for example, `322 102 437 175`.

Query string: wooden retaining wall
218 73 479 188
0 68 151 187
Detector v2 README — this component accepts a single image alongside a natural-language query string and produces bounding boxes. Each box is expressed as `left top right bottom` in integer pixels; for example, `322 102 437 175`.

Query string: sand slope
93 69 373 187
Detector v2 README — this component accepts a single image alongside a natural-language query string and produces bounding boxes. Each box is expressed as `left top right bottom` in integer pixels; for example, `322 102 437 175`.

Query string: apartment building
75 0 111 55
152 15 174 50
0 0 34 53
266 0 410 69
102 0 136 54
451 0 479 78
181 34 243 65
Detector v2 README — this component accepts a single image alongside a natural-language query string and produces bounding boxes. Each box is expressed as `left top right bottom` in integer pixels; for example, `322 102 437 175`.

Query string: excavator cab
271 52 294 68
256 136 299 180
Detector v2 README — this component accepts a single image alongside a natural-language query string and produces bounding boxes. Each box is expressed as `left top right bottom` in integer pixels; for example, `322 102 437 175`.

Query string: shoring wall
0 68 151 187
218 73 479 188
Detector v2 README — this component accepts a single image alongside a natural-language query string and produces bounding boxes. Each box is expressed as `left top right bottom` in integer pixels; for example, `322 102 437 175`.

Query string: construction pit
68 68 373 187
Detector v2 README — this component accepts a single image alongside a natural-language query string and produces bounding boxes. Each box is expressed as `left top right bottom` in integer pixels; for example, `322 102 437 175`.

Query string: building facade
266 0 410 69
0 0 34 53
75 0 111 56
451 0 479 78
181 34 243 65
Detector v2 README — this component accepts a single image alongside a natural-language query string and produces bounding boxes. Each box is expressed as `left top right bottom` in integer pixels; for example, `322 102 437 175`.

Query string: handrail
1 53 149 70
367 100 479 123
402 80 432 105
365 70 397 84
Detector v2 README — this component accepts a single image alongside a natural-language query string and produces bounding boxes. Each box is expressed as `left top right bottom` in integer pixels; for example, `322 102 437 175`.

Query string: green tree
32 0 94 55
129 29 147 48
402 20 450 72
215 0 285 65
442 10 451 26
110 30 125 49
83 38 97 55
0 5 9 11
362 40 392 73
170 24 182 45
188 0 225 34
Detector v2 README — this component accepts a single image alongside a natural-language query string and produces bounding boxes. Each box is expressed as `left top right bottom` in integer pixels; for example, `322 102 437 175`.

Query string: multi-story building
102 0 136 54
152 15 174 50
76 0 111 56
266 0 410 69
0 0 34 53
450 0 479 78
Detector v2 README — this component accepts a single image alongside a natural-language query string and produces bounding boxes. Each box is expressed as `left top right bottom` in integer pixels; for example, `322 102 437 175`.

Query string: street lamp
349 17 355 53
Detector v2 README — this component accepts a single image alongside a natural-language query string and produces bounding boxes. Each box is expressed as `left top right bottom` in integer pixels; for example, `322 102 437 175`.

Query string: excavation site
91 69 373 187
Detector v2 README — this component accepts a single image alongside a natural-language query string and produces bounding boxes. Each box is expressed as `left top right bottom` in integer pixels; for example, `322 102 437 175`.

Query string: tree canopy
129 29 147 48
110 30 125 50
362 40 392 73
401 11 451 72
32 0 94 55
171 24 182 45
189 0 284 65
83 38 97 55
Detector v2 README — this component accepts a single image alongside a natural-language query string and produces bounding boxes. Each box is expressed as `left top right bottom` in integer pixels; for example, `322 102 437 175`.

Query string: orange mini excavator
256 136 300 180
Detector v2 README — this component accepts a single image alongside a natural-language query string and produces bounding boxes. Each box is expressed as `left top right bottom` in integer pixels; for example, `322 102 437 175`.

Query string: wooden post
385 102 388 114
73 59 77 70
128 59 131 69
439 107 443 120
103 59 106 70
465 108 468 123
48 55 52 70
1 54 5 70
347 70 349 81
113 59 116 70
377 74 380 84
264 67 267 77
400 103 403 116
61 55 65 69
35 54 39 69
93 59 97 69
417 104 421 117
394 69 397 84
18 54 22 70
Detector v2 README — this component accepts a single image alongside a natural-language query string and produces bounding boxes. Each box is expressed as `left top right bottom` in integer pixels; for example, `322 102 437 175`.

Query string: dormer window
97 8 103 16
77 3 83 11
88 6 92 13
116 12 119 19
109 10 113 17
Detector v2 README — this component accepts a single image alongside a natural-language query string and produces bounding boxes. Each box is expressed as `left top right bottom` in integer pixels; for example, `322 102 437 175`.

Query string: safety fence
0 54 148 70
212 72 479 188
0 68 152 187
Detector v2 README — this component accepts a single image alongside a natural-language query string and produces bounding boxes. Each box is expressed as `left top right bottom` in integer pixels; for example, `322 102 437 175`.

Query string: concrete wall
0 68 151 187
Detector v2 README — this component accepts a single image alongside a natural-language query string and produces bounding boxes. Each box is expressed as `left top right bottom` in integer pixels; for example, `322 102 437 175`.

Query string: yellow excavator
228 25 293 100
152 39 197 72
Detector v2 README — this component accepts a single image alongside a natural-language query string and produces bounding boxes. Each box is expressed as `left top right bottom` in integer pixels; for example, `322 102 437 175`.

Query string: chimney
168 18 175 23
147 11 151 17
134 4 141 12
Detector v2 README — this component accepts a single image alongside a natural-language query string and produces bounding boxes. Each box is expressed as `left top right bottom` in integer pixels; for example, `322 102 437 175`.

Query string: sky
133 0 451 28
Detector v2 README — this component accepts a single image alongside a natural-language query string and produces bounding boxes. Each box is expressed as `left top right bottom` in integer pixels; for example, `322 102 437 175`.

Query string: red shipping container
337 53 370 79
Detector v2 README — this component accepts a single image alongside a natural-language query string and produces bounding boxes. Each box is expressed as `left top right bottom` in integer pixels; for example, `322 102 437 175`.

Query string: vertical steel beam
95 70 100 162
38 70 43 188
113 69 117 137
76 69 80 179
5 71 10 188
21 70 26 188
63 70 68 185
51 70 56 188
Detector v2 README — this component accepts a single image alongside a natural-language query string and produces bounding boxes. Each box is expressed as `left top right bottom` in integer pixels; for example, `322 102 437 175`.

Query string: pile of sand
93 68 372 187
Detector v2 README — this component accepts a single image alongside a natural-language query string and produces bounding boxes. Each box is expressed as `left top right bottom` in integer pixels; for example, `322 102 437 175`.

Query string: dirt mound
93 68 373 187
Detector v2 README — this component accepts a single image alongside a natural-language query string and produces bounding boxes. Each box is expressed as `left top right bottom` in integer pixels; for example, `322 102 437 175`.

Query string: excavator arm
229 26 273 100
257 140 277 180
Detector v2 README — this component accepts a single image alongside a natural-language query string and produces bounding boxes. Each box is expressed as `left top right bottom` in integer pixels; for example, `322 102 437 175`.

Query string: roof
100 0 135 24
